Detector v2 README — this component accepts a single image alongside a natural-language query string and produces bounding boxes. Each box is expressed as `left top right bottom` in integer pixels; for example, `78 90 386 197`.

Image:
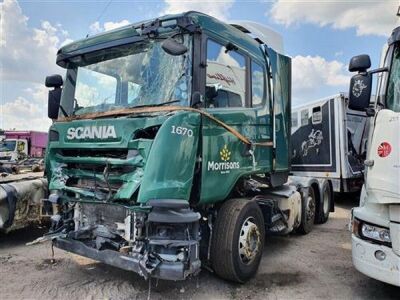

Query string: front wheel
211 199 265 283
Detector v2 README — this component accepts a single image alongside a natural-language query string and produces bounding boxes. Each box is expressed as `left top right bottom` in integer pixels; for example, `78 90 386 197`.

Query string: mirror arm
368 66 389 75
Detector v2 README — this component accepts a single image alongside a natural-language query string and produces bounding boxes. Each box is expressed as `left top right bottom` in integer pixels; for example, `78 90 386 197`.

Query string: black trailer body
290 93 368 193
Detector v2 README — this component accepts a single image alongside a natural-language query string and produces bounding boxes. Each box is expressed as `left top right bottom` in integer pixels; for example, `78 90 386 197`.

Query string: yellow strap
58 106 273 147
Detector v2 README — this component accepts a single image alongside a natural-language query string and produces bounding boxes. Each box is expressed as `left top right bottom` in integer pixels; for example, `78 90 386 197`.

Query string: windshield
60 34 192 116
386 43 400 112
0 141 16 152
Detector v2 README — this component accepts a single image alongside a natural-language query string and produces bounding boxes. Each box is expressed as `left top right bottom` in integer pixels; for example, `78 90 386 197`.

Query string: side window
251 61 265 107
300 109 309 126
206 39 246 108
291 112 298 128
312 106 322 124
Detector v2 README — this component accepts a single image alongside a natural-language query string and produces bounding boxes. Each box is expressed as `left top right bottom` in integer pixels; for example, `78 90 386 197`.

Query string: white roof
230 20 284 54
292 93 345 111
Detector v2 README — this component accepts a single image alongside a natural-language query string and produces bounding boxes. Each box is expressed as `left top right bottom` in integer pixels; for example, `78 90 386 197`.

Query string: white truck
349 24 400 286
290 94 369 223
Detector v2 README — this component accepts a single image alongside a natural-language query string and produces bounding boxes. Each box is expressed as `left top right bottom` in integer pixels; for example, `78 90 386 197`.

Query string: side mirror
349 54 371 73
348 73 372 111
161 37 188 56
48 89 62 119
348 55 372 112
45 74 63 119
45 74 63 88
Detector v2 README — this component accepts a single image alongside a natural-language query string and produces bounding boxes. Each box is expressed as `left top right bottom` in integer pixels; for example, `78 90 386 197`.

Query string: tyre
211 198 265 283
315 182 331 224
296 187 316 234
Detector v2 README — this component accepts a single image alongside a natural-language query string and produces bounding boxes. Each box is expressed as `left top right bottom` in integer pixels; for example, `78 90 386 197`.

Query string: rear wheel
211 199 265 283
316 182 331 224
296 187 316 234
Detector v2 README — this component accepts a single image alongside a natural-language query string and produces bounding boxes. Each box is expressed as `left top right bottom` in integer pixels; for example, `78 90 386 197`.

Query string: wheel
211 199 265 283
296 187 316 234
315 182 331 224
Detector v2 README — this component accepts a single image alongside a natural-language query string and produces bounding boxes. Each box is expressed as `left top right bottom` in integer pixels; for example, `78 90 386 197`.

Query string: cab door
199 37 273 204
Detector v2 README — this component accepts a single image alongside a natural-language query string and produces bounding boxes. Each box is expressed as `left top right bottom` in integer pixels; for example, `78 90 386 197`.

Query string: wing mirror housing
161 37 188 56
45 74 63 119
45 74 63 88
349 54 371 72
348 55 372 112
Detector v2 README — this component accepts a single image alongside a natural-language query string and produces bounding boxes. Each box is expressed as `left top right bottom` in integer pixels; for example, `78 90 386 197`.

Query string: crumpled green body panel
46 115 167 203
46 112 201 205
138 111 200 203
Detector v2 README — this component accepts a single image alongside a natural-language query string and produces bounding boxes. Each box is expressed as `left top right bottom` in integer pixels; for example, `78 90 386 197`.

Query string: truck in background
0 173 49 233
290 94 369 223
37 12 332 283
0 131 49 232
0 131 48 163
349 22 400 286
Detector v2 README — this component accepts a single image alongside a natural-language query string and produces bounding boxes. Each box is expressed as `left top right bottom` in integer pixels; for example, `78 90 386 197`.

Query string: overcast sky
0 0 399 131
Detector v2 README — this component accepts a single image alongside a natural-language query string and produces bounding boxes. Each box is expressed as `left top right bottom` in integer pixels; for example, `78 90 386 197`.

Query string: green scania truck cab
43 12 319 283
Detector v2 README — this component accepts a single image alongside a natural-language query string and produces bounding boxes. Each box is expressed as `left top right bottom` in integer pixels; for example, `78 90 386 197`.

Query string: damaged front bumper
51 199 202 281
54 237 201 281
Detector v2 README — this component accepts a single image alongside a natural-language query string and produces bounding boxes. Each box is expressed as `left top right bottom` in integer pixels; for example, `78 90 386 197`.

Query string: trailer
289 94 369 222
38 12 329 283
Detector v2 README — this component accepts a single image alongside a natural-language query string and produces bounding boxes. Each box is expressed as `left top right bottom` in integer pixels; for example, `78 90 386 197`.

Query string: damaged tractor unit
43 12 324 282
0 173 49 233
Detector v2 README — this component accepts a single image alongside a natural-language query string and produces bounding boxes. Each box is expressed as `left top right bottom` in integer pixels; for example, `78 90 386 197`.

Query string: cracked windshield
60 35 192 116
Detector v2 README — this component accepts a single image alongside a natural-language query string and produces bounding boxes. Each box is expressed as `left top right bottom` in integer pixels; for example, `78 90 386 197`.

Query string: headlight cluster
352 218 391 245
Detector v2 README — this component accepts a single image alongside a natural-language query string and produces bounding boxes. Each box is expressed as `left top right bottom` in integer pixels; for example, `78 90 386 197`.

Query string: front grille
53 147 143 201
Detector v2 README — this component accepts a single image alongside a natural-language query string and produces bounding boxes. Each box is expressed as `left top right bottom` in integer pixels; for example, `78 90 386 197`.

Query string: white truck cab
0 139 28 162
349 25 400 286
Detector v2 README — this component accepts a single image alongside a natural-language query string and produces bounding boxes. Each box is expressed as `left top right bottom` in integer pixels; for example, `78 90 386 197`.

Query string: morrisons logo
207 145 240 173
66 126 117 140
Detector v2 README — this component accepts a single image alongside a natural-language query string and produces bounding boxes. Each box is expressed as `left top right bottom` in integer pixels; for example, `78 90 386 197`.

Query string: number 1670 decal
171 126 194 137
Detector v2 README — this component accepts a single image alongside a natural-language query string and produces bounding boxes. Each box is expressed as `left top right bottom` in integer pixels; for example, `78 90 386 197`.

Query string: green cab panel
138 111 200 203
199 108 273 204
46 116 168 202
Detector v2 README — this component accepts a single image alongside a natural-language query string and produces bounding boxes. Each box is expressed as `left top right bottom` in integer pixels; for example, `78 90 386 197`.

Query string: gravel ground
0 197 398 300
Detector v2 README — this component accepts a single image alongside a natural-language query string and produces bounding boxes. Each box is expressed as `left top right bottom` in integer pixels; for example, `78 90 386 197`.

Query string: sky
0 0 399 131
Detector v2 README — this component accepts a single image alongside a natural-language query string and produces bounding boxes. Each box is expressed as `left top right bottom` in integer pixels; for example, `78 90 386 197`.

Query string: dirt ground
0 197 398 300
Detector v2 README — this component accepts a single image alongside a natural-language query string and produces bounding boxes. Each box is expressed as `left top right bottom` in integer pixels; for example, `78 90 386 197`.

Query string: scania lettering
66 126 117 140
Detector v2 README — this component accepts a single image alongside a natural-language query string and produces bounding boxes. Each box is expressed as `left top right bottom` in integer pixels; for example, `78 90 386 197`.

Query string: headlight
360 222 391 244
